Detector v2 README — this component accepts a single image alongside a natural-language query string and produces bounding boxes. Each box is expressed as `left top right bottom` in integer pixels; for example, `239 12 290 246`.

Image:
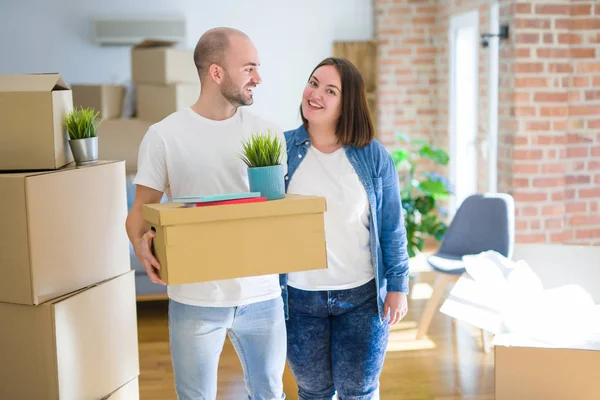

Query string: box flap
0 73 70 92
143 194 327 226
133 39 176 49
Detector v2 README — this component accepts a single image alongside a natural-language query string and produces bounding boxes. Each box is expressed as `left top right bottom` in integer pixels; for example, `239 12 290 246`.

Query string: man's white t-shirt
286 146 374 290
133 107 287 307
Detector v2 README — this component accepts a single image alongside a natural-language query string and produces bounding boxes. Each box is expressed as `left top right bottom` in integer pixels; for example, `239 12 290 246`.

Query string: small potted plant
65 106 102 166
239 130 285 200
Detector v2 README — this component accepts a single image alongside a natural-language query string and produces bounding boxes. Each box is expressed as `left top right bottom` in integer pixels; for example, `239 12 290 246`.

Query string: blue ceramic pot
247 165 285 200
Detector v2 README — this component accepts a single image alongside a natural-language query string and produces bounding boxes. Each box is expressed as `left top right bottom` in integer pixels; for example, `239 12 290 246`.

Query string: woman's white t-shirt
286 146 374 291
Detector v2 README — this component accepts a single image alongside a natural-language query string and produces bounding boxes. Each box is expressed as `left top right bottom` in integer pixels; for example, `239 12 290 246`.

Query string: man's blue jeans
169 297 287 400
286 280 390 400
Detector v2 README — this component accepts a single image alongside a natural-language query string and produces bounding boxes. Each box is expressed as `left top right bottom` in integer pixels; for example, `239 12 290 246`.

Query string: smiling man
126 28 287 400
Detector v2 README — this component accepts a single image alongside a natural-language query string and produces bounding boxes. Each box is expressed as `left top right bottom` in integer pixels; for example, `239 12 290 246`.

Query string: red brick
513 164 540 174
389 48 412 56
517 48 531 58
550 232 570 243
577 63 600 73
542 163 566 174
541 107 568 117
558 33 583 45
594 77 600 86
585 91 600 101
515 3 532 14
545 218 564 230
537 48 569 59
515 77 548 88
573 77 589 87
552 191 566 202
513 192 548 202
576 229 600 239
548 63 574 74
514 149 545 160
571 4 593 16
534 92 568 102
412 16 435 24
553 121 567 131
566 175 592 185
580 188 600 198
593 147 600 157
417 48 436 55
566 202 587 213
569 18 600 30
569 215 600 226
570 48 596 58
531 220 541 230
567 147 590 157
555 19 570 30
516 234 547 243
516 221 528 231
566 189 576 200
589 160 600 170
416 6 437 14
570 105 600 116
534 177 565 188
516 34 540 44
517 19 552 29
526 121 551 131
535 5 570 15
515 178 532 188
533 135 567 145
568 92 582 102
566 132 590 143
514 106 537 117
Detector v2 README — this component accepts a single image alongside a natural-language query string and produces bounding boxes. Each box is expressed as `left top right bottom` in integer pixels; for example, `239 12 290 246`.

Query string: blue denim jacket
280 124 410 321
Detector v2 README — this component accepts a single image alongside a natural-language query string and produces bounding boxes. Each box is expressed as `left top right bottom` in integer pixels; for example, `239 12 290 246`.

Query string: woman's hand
384 292 408 325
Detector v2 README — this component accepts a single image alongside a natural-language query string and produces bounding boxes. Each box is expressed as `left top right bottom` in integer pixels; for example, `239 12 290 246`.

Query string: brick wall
375 0 600 245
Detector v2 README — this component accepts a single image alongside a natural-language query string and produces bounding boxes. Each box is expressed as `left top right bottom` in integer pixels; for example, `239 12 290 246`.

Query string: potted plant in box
65 106 102 166
239 130 285 200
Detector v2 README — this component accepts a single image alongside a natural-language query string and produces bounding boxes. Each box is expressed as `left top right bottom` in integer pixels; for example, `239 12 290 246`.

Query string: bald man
126 28 287 400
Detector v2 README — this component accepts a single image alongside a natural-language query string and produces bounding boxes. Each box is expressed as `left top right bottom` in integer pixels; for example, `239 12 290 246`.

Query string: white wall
0 0 373 130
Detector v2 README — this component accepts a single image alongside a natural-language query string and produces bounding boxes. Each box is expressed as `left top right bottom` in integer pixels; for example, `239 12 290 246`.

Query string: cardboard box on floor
0 160 131 305
131 40 198 85
103 376 139 400
142 194 328 285
98 118 152 173
71 84 126 119
0 271 140 400
136 83 199 122
439 244 600 400
0 73 74 170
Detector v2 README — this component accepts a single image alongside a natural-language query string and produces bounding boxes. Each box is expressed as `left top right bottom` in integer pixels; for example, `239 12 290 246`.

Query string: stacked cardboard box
0 73 140 399
131 40 200 122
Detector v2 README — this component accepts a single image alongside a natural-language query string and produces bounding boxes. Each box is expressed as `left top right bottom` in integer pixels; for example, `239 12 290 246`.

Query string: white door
449 10 479 214
487 3 500 192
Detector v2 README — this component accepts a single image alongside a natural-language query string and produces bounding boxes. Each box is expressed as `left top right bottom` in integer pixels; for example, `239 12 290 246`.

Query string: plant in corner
65 106 102 166
239 130 285 200
391 133 452 258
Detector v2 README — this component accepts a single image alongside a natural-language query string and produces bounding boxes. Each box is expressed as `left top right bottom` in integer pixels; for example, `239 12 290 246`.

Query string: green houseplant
65 106 102 166
239 130 285 200
391 133 452 257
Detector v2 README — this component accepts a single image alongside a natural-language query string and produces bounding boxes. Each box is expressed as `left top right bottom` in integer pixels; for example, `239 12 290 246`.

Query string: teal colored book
172 192 261 204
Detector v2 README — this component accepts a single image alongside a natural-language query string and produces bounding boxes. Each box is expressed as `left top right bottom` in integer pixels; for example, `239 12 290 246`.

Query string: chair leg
416 273 456 339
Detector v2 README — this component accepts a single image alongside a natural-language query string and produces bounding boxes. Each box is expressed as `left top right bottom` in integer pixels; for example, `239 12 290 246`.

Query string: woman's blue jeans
285 280 390 400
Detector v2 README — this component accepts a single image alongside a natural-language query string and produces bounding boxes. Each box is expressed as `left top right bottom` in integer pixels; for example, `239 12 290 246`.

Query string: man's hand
135 230 166 286
384 292 408 325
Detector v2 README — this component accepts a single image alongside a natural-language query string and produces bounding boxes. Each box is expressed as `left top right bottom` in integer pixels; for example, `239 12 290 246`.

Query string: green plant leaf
418 145 450 165
417 179 450 199
238 130 284 168
65 107 101 140
414 196 435 214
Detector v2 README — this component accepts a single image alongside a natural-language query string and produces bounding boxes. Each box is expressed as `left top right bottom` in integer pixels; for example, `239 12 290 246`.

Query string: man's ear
208 64 224 84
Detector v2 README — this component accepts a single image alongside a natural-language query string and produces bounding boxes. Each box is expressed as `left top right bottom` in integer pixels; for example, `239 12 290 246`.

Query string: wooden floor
136 268 495 400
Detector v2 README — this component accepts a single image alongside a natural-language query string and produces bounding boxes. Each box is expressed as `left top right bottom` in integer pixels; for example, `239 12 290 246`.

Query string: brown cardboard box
71 84 126 119
0 160 131 305
0 73 74 170
98 119 153 173
136 83 199 122
103 376 139 400
495 337 600 400
142 194 328 285
131 40 198 84
0 271 140 400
